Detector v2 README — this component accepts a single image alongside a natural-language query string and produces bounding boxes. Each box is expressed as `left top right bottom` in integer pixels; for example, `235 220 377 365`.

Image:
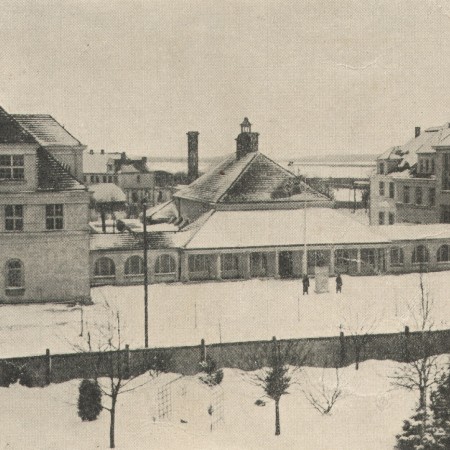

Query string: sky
2 0 450 160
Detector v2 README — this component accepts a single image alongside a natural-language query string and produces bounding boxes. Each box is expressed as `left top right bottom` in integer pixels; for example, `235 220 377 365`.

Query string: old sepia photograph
2 0 450 448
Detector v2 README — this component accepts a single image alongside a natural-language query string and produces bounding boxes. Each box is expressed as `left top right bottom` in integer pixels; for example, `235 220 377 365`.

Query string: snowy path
0 271 449 358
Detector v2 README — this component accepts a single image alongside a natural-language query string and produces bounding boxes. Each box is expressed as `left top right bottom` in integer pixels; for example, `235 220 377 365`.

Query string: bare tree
302 367 343 415
76 303 168 448
247 338 307 436
390 273 442 411
341 310 380 370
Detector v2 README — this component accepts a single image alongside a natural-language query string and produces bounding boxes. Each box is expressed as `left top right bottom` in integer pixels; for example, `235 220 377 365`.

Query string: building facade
370 124 450 225
83 150 156 207
0 106 91 303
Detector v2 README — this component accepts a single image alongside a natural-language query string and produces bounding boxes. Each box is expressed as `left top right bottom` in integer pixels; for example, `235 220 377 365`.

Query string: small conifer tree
78 379 103 421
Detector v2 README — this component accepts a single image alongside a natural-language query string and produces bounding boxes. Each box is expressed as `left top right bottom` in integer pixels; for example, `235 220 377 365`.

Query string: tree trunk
275 399 280 436
110 397 116 449
419 385 427 411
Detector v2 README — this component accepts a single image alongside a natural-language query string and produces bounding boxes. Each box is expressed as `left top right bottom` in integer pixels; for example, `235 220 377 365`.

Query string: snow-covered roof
377 124 450 168
89 183 126 203
13 114 82 147
377 224 450 242
184 208 389 250
83 153 117 173
174 152 330 205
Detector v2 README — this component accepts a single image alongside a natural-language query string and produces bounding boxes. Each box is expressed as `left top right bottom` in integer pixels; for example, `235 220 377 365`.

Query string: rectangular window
431 158 435 174
429 188 436 207
46 204 64 230
378 212 385 225
90 175 94 183
415 187 422 205
361 249 376 267
0 155 24 180
378 162 385 174
379 181 385 196
441 205 450 224
390 248 404 266
5 205 23 231
403 186 410 203
389 183 394 199
419 159 424 174
425 159 429 173
108 176 113 183
389 212 394 225
221 254 239 271
103 176 107 183
443 154 450 190
188 255 211 273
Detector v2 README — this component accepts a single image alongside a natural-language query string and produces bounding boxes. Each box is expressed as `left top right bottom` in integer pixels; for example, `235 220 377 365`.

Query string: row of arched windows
390 244 450 266
93 255 177 277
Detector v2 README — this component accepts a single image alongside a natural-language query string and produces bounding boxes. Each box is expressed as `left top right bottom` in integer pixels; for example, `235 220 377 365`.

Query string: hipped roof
174 152 329 204
184 208 389 250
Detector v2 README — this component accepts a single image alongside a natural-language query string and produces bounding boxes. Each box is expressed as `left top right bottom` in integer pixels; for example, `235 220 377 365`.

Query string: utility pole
143 200 149 348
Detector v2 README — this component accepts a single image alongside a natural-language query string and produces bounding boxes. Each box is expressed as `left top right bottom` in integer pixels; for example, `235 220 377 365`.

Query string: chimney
236 117 259 159
121 152 126 161
89 149 94 155
142 156 147 164
187 131 199 183
415 127 421 138
100 149 105 155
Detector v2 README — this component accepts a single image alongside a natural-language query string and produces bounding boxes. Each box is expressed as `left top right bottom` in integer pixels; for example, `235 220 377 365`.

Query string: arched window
390 247 404 266
155 254 176 274
412 245 429 264
6 259 24 288
437 245 450 263
94 257 115 277
125 256 144 276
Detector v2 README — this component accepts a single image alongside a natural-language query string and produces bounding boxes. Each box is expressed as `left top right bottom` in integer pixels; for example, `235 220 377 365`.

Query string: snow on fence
2 328 450 387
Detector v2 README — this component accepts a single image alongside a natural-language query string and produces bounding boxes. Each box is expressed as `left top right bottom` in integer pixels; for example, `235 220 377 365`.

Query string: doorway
278 251 294 278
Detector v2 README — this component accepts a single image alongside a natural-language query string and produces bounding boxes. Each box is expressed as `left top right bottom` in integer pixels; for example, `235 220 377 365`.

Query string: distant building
0 106 91 303
83 150 156 208
370 124 450 225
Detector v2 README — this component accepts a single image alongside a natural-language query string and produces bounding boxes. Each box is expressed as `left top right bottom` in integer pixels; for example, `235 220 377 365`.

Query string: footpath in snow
0 271 448 358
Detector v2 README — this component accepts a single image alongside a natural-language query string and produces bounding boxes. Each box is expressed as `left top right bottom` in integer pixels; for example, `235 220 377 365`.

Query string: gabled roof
0 107 37 144
36 147 86 191
12 114 82 147
174 152 329 204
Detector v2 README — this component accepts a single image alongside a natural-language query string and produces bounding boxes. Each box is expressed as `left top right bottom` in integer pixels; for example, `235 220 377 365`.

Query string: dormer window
378 162 385 175
0 155 24 180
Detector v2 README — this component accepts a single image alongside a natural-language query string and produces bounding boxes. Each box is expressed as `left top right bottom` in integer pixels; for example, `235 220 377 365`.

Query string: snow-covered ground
0 271 448 358
0 358 428 449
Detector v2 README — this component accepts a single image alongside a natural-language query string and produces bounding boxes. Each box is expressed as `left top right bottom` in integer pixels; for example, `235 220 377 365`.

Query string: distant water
148 156 376 179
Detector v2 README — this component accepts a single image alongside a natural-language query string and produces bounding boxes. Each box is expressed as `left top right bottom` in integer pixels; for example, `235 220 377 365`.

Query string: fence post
404 326 410 362
339 331 346 367
124 344 130 379
45 349 52 385
200 339 206 362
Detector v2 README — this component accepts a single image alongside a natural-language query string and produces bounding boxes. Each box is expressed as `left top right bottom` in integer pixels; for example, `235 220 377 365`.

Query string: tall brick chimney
236 117 259 159
187 131 199 183
415 126 421 138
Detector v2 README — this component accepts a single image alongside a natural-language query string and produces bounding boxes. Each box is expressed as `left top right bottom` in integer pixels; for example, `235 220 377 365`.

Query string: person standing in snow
336 274 343 293
302 274 310 295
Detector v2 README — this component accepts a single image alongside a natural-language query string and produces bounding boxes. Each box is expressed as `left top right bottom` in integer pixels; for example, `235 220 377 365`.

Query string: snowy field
0 359 426 449
0 271 449 358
